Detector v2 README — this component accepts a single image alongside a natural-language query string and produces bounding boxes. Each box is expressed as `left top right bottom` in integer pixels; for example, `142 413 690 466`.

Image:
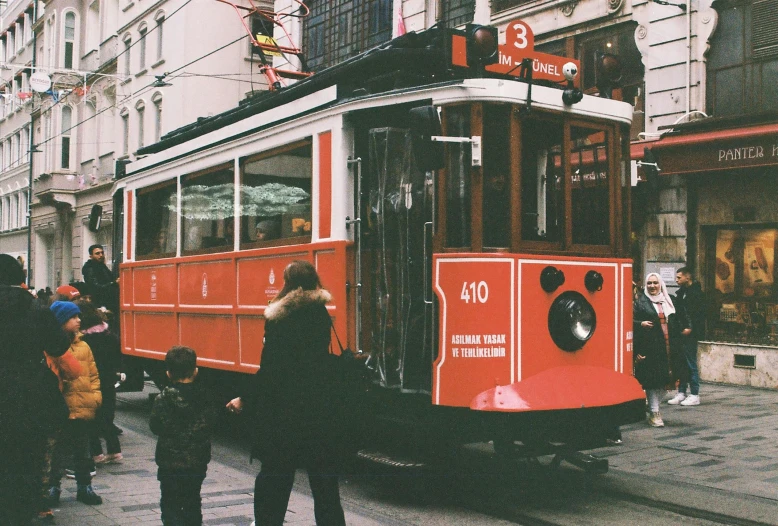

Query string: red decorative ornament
16 91 33 100
74 86 90 97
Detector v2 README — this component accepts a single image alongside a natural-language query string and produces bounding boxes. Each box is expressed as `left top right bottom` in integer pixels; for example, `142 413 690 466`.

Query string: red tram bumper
471 365 645 412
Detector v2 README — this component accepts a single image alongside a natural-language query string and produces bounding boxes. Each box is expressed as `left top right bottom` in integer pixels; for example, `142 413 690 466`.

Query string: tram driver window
521 116 563 243
181 166 235 254
570 126 610 246
482 105 510 249
136 182 177 259
240 139 312 248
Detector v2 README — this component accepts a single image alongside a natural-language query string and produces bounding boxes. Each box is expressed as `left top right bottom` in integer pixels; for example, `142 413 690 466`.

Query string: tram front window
445 106 471 248
521 116 563 243
571 126 610 246
482 105 510 249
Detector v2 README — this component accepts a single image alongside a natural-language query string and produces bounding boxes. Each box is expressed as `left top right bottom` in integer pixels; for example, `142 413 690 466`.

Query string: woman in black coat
227 260 346 526
633 272 690 427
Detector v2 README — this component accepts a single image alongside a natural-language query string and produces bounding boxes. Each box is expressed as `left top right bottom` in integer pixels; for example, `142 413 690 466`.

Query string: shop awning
631 122 778 175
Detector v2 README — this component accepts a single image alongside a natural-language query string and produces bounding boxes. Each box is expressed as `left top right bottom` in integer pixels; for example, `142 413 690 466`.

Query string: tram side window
240 140 312 247
521 116 563 243
570 126 610 246
445 106 471 248
136 182 177 258
181 166 235 253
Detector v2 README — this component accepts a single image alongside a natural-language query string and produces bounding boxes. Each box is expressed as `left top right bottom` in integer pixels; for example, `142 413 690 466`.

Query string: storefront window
709 227 778 345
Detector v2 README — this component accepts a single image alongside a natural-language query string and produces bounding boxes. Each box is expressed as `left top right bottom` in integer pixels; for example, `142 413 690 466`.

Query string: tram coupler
554 451 608 474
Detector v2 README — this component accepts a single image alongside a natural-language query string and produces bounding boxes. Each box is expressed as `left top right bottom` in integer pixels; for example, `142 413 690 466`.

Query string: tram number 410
461 281 489 304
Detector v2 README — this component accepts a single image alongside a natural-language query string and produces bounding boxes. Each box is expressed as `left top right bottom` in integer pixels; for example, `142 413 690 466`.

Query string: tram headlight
548 291 596 352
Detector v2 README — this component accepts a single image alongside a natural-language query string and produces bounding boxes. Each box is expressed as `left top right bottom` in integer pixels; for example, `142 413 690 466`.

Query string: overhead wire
34 34 246 149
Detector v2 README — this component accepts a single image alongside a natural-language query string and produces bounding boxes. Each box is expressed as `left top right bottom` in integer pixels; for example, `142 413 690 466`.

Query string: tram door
362 127 434 394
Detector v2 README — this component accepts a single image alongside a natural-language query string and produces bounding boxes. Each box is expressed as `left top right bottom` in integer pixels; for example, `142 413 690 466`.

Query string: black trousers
89 390 121 456
0 430 45 526
52 419 94 486
158 469 206 526
254 456 345 526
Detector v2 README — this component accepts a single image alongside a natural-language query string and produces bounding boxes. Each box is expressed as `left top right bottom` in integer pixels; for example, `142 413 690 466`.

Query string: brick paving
44 382 778 525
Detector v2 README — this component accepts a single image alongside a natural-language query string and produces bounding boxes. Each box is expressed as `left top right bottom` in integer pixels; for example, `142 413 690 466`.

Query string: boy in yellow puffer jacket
48 301 103 506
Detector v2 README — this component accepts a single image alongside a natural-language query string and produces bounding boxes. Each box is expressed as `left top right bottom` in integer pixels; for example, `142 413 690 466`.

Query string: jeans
678 338 700 396
254 455 345 526
158 469 206 526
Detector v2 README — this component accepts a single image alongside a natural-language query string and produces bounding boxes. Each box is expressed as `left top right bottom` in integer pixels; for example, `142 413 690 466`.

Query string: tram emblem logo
202 273 208 299
150 272 157 301
269 268 276 285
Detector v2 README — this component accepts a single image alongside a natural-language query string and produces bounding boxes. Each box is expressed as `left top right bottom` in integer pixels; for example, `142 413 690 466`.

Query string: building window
138 24 147 69
21 190 28 226
303 1 393 71
152 93 162 143
123 36 132 76
707 0 778 116
248 14 272 56
155 12 164 60
61 106 72 169
136 101 145 149
120 109 129 156
64 12 76 69
439 0 475 28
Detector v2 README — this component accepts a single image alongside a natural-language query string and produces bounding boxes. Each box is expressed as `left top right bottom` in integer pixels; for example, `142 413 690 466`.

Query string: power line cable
35 34 246 149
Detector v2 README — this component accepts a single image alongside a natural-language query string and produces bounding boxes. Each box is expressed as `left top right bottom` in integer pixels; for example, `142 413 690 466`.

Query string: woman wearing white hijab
633 273 690 427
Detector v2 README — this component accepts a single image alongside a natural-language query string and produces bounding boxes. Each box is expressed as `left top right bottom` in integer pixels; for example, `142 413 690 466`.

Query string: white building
0 0 272 288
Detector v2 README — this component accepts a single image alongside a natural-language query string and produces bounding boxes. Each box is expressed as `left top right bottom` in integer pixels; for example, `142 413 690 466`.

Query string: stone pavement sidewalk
597 382 778 501
44 382 778 525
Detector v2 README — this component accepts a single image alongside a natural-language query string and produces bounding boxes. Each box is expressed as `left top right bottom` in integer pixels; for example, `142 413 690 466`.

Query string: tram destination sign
486 19 580 85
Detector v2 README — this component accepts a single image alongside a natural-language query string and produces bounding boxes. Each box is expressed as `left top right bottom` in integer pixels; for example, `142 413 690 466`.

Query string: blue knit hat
50 301 81 325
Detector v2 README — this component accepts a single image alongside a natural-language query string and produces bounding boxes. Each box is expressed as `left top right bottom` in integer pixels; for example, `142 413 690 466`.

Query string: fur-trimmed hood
264 288 332 322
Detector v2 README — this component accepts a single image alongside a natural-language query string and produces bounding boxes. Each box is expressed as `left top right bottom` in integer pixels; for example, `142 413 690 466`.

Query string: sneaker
667 392 686 405
66 468 97 479
93 454 108 464
680 394 700 406
605 438 623 445
105 453 123 463
76 485 103 505
36 509 54 522
648 412 665 427
46 486 61 506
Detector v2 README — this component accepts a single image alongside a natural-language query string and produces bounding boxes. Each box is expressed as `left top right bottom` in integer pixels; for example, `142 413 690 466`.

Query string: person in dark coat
227 260 346 526
633 272 690 427
669 266 705 406
150 346 219 525
0 254 70 526
78 300 123 464
81 244 119 312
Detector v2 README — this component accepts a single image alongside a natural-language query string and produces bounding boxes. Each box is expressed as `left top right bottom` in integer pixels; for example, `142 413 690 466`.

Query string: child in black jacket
150 346 218 525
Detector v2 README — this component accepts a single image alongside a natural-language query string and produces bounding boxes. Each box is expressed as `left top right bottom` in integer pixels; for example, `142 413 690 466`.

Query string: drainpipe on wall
25 0 38 286
686 0 691 117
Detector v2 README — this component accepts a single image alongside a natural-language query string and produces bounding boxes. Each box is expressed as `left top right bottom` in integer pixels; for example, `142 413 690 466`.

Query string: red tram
114 20 646 469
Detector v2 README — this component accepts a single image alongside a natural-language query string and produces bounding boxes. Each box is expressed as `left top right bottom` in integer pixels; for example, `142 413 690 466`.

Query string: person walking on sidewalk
668 266 705 407
227 260 347 526
634 273 690 427
150 346 219 526
47 301 104 506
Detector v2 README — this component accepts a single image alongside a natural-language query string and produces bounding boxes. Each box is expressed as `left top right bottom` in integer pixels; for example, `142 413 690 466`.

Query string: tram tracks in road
117 392 773 526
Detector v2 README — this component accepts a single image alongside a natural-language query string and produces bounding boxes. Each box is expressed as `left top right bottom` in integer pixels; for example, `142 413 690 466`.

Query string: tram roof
129 25 632 177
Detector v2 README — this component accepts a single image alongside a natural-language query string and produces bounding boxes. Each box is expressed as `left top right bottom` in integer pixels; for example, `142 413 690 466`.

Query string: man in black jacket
82 244 119 311
0 254 70 525
669 266 706 407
